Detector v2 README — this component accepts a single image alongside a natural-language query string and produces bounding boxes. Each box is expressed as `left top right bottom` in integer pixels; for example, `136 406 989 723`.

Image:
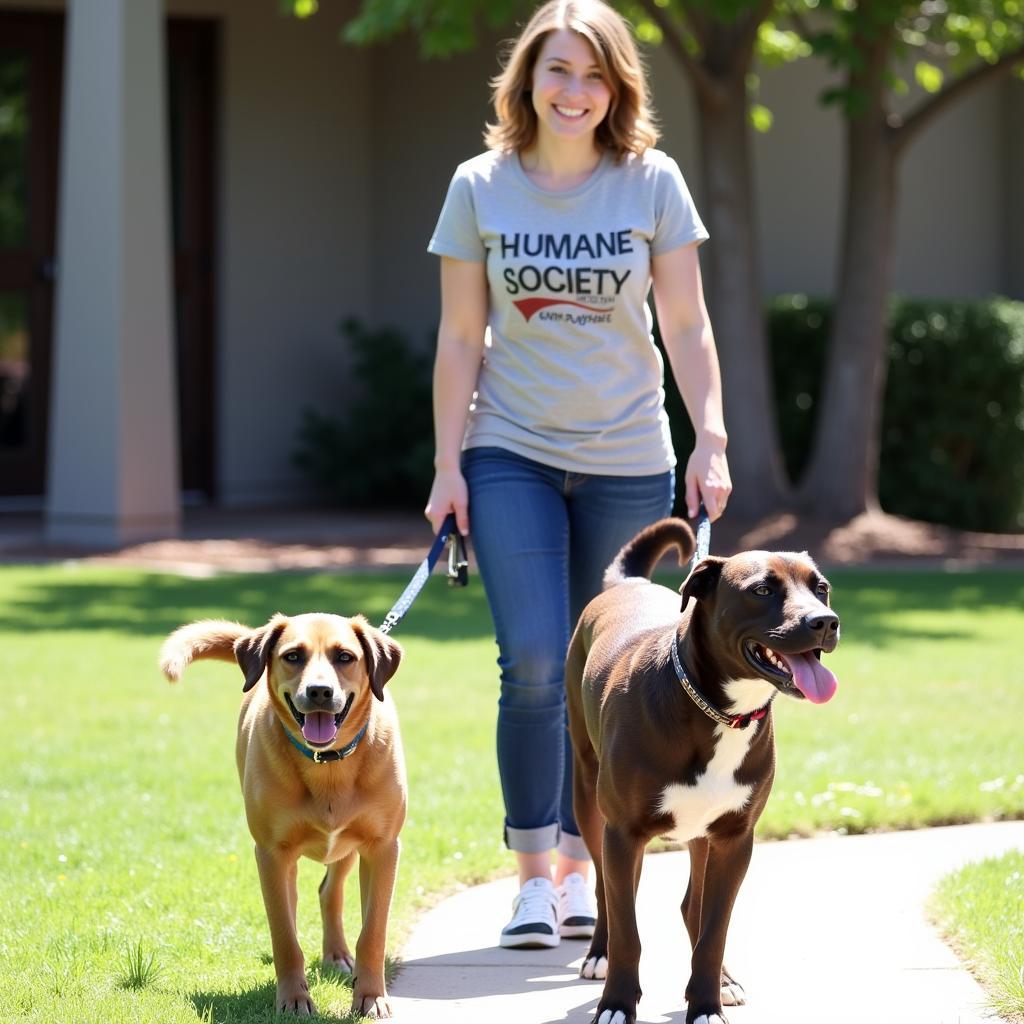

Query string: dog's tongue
302 712 338 746
780 651 838 704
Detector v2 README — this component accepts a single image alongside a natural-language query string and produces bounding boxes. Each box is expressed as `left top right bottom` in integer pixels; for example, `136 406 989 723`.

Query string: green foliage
931 851 1024 1021
118 940 164 991
804 0 1024 115
768 295 1024 531
880 299 1024 532
292 319 434 509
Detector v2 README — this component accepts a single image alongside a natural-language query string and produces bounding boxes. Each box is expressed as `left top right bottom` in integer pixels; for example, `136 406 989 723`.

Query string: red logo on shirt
513 297 611 321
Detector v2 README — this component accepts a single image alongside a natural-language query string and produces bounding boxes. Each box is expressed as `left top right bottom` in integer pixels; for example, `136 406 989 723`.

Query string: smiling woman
423 0 732 954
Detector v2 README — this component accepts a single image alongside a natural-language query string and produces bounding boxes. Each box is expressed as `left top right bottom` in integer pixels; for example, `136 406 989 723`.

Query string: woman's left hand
684 437 732 521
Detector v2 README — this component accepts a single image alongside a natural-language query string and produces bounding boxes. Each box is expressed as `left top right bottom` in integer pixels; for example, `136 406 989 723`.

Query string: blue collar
284 720 368 763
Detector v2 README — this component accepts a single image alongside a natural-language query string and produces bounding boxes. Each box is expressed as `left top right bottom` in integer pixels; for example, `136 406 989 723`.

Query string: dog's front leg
351 836 400 1019
593 824 645 1024
684 831 753 1024
683 840 746 1008
255 844 315 1016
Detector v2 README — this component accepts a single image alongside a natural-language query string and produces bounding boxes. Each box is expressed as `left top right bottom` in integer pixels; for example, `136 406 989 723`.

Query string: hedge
295 297 1024 531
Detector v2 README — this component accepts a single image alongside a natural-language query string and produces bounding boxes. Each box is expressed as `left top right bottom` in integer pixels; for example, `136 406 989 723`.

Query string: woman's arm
651 242 732 521
425 256 488 535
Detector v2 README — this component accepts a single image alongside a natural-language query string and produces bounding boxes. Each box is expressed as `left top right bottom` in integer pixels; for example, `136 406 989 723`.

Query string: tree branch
635 0 722 106
735 0 777 66
893 45 1024 155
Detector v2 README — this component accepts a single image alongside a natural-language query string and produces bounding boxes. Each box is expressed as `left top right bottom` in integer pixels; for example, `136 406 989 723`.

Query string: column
46 0 180 545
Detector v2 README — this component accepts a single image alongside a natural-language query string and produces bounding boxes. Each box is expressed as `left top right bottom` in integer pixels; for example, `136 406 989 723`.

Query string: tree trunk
694 74 791 518
798 58 897 520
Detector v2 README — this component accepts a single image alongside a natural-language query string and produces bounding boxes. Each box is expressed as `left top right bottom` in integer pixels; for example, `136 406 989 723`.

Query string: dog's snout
803 610 839 637
305 683 335 707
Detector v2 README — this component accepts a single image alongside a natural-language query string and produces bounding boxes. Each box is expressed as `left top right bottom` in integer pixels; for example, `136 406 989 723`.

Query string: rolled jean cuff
558 829 591 862
504 822 560 854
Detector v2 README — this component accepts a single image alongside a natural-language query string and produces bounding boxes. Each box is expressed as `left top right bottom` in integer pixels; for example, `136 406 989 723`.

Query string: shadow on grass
0 569 492 641
188 971 356 1024
2 564 1022 650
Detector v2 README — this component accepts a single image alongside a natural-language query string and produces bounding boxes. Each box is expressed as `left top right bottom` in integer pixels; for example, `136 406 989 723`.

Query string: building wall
1004 78 1024 301
3 0 1020 506
168 0 374 504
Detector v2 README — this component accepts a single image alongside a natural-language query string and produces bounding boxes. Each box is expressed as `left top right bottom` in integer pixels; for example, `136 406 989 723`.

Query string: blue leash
688 502 712 575
379 513 468 635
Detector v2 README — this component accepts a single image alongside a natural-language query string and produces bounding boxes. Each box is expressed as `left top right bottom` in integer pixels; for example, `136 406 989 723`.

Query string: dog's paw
353 993 393 1019
720 978 746 1006
719 966 745 1006
596 1011 630 1024
275 978 316 1016
322 952 355 975
580 954 608 980
690 1014 728 1024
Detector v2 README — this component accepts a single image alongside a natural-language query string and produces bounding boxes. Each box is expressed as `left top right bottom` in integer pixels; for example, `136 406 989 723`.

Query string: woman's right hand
425 467 469 537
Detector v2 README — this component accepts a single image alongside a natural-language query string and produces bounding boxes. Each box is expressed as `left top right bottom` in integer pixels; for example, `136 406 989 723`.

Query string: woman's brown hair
484 0 659 160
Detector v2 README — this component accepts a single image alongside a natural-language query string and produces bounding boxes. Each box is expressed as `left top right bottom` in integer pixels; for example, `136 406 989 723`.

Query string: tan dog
160 613 405 1019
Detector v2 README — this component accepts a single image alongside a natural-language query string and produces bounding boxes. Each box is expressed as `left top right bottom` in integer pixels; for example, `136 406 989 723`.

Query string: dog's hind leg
319 852 357 974
573 742 608 980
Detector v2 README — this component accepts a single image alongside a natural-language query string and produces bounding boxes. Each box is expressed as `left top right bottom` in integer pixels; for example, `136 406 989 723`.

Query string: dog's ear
680 556 726 608
234 614 288 692
351 616 404 701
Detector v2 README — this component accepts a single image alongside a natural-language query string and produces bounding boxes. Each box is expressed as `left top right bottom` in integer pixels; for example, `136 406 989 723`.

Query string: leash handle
379 513 467 635
688 502 712 576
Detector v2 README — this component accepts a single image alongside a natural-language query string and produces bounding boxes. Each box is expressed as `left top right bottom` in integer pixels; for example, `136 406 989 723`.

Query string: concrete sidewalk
390 821 1024 1024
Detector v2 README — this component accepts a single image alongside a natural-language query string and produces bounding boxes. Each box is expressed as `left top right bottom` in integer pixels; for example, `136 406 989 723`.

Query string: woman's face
530 29 612 147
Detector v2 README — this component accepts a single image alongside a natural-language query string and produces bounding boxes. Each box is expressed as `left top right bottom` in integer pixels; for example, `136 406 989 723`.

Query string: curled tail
159 619 251 681
603 517 696 589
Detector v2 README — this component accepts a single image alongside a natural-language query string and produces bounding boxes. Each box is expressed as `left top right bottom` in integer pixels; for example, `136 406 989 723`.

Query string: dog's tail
159 620 250 681
603 517 696 588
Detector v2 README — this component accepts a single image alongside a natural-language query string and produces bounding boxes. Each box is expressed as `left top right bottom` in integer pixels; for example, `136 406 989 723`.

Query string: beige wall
168 0 374 504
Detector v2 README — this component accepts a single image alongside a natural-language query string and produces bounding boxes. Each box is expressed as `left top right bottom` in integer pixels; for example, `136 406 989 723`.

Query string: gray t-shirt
428 147 708 475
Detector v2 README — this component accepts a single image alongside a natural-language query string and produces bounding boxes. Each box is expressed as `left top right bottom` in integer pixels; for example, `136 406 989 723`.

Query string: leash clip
447 529 468 588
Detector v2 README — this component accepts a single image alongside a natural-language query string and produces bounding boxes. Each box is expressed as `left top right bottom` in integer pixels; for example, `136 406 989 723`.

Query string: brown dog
565 518 840 1024
160 613 405 1018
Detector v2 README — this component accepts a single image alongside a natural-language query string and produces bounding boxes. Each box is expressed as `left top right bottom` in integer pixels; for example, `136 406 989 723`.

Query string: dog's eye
753 585 772 597
816 582 831 597
333 651 355 664
282 650 304 664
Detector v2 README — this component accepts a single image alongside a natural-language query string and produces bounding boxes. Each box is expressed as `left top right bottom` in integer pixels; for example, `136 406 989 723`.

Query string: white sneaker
557 872 597 938
500 877 560 948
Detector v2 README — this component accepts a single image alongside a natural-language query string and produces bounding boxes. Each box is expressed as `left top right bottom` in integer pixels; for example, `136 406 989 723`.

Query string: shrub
292 318 434 509
768 295 1024 531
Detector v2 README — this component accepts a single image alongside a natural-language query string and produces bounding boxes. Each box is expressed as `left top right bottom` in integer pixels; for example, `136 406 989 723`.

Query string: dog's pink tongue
302 712 338 745
780 652 838 704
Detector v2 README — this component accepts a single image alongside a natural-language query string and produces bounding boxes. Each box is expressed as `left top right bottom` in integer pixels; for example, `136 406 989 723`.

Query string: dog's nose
804 611 839 637
305 683 335 707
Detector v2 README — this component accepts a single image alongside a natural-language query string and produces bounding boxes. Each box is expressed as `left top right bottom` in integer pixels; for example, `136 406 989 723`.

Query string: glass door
0 13 62 498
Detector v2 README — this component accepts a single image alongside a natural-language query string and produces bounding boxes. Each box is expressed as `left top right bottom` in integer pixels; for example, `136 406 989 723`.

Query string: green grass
0 563 1022 1022
931 850 1024 1022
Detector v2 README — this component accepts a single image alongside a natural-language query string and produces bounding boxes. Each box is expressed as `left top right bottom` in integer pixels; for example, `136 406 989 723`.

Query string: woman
425 0 731 949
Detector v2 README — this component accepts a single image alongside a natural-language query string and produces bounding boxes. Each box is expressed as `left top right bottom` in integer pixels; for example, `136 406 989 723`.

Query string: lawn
0 563 1022 1023
931 850 1024 1022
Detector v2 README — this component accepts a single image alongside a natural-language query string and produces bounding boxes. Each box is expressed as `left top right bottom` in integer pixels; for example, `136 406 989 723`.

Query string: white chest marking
657 721 758 844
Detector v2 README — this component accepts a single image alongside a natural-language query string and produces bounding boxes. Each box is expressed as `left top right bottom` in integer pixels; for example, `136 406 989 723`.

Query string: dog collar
283 720 368 763
670 638 774 730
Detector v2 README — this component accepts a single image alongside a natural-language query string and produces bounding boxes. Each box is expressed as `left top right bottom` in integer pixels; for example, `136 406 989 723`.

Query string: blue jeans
462 446 674 859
